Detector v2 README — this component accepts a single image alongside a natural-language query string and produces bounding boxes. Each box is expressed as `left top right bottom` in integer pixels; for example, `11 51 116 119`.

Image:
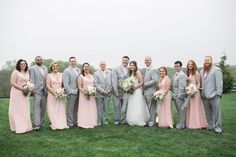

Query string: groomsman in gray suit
172 61 187 129
94 61 113 126
143 56 158 127
29 56 48 130
63 57 80 127
112 56 130 125
200 56 223 134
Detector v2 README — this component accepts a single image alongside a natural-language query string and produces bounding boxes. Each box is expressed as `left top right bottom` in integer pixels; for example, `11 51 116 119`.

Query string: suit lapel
119 66 126 78
69 66 77 76
36 65 44 79
99 70 105 80
145 66 151 79
203 68 212 81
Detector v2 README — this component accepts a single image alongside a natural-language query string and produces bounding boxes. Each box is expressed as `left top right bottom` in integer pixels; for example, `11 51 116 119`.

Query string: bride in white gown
126 61 150 126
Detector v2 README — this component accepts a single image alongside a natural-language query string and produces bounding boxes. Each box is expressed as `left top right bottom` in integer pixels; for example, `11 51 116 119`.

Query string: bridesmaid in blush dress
9 59 33 134
156 67 173 128
77 63 97 128
185 60 207 129
46 62 69 130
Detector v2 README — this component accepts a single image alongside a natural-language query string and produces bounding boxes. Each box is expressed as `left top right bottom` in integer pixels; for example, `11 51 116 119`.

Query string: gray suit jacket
29 65 48 93
143 66 158 96
172 70 187 100
200 66 223 99
93 69 113 98
62 66 80 95
112 65 128 94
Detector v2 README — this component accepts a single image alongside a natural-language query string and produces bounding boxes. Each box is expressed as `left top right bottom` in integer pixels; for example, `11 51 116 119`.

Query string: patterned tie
39 66 45 76
73 68 78 76
145 67 149 75
103 70 106 78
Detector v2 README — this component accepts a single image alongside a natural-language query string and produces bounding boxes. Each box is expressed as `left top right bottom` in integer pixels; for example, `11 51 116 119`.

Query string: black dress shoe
215 132 222 135
114 121 119 126
33 127 40 131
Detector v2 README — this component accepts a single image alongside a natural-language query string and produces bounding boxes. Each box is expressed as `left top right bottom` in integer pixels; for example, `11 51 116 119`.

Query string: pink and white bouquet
119 77 136 94
53 88 68 102
153 90 165 103
22 80 35 96
186 84 198 96
83 85 96 100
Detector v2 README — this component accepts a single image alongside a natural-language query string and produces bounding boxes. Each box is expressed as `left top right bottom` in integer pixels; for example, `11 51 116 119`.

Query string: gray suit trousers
175 97 186 128
96 96 111 124
33 91 47 128
145 96 156 126
203 96 222 132
113 93 129 124
67 94 79 126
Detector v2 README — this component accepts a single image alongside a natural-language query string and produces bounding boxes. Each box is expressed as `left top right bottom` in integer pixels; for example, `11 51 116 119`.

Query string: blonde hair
49 62 59 71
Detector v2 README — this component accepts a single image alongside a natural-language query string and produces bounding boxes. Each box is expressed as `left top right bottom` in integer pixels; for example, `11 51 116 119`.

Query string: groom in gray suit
172 61 187 129
63 57 80 127
143 56 158 127
29 56 48 130
94 61 113 126
200 56 223 134
112 56 130 125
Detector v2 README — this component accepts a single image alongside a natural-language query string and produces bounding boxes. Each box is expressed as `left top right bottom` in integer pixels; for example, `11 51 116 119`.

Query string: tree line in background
0 59 96 98
0 55 234 98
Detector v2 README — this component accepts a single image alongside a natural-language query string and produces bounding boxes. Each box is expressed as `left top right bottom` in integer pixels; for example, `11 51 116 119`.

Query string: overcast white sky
0 0 235 69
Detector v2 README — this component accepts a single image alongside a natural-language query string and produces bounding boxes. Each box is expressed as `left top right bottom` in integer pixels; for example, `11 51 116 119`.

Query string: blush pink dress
77 74 97 128
9 70 33 134
47 74 69 130
156 76 173 128
185 74 208 129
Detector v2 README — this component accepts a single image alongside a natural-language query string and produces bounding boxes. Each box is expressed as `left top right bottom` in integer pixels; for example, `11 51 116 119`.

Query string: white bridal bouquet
22 80 35 96
181 84 199 110
83 85 96 100
119 77 136 94
186 84 198 96
53 88 68 102
153 90 165 103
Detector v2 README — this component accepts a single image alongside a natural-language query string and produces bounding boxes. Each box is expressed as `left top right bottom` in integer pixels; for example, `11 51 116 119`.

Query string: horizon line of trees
0 55 234 98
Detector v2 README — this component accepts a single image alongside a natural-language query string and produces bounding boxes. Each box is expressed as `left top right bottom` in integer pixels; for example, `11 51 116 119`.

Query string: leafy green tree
217 54 234 93
0 60 17 97
2 60 17 71
0 69 12 97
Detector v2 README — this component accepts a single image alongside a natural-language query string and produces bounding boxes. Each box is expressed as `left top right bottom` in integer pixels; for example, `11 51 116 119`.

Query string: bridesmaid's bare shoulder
136 70 142 76
195 71 200 77
78 74 84 78
165 75 171 82
12 70 19 74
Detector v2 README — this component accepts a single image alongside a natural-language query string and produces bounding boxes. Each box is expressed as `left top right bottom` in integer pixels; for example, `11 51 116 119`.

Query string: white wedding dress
126 75 150 126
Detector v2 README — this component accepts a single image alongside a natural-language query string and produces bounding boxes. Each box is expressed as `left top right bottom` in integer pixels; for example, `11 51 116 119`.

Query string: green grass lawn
0 93 236 157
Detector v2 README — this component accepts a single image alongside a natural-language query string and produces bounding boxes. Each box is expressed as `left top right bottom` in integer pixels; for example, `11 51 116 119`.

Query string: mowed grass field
0 93 236 157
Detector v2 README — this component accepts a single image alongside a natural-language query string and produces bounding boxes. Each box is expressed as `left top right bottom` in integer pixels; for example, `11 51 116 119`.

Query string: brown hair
81 62 90 76
186 60 198 77
128 61 138 76
159 66 167 75
69 56 76 61
16 59 28 72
